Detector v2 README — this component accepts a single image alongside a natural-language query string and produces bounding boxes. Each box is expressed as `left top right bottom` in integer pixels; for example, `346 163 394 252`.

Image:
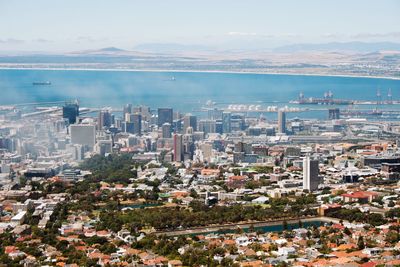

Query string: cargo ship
341 109 383 117
290 91 354 105
32 81 51 86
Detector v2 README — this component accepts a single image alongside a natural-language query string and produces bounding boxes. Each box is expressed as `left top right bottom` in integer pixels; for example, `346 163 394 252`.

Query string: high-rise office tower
183 132 194 160
123 104 132 117
215 120 223 134
124 122 135 134
278 110 286 134
328 108 340 120
114 118 122 129
173 133 183 162
183 114 197 132
198 119 216 134
96 139 113 156
185 126 193 135
63 101 79 124
231 114 245 131
161 123 172 138
133 105 151 121
70 124 96 150
172 119 182 133
98 110 112 130
158 108 173 127
208 108 223 120
303 156 320 191
129 113 142 135
222 112 231 133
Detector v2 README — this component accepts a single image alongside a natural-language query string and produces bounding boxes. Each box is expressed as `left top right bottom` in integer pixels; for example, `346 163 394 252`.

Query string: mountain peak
98 47 126 52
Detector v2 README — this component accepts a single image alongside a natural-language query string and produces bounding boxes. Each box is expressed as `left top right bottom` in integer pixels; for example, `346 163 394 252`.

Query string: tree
232 169 241 176
344 227 352 236
235 227 244 234
190 189 199 199
357 236 365 250
386 208 400 219
56 240 70 252
282 220 288 231
248 224 255 233
386 231 400 244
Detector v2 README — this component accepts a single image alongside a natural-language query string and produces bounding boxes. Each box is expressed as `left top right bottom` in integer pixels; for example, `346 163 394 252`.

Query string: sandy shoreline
0 66 399 81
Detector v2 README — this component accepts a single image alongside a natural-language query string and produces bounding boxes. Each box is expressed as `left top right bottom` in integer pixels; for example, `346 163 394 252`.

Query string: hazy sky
1 0 399 52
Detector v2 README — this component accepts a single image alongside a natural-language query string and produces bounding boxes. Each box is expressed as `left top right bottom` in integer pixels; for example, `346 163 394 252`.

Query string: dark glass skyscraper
158 108 173 127
62 102 79 124
222 112 231 133
328 108 340 120
131 113 142 135
183 114 197 132
98 110 112 130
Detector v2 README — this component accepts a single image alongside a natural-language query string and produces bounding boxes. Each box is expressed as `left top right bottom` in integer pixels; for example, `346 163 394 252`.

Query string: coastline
0 66 399 81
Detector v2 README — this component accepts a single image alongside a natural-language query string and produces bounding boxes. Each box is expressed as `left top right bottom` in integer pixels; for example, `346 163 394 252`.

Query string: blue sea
1 69 400 119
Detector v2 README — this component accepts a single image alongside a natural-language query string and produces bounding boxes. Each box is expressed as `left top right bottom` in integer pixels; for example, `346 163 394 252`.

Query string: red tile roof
341 191 378 199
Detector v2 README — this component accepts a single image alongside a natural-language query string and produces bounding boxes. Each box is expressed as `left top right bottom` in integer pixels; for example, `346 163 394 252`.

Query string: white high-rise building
303 156 320 191
70 124 96 150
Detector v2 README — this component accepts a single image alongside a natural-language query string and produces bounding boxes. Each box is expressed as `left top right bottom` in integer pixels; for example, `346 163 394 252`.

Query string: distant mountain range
133 43 215 53
0 42 399 79
129 41 400 54
1 42 400 57
32 42 400 56
273 42 400 53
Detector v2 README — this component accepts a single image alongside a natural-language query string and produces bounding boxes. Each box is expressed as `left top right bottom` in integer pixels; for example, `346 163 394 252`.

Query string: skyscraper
123 104 132 116
208 108 223 120
278 110 286 134
183 114 197 132
96 139 113 156
124 122 135 134
98 110 112 130
222 112 231 133
70 124 96 150
130 113 142 135
183 131 194 160
161 123 172 138
303 156 320 191
198 119 216 134
328 108 340 120
173 133 183 162
133 105 152 121
63 101 79 125
158 108 173 127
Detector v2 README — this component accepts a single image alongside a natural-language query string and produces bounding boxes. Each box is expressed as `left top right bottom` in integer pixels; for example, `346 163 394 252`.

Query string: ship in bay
290 91 354 105
32 81 51 86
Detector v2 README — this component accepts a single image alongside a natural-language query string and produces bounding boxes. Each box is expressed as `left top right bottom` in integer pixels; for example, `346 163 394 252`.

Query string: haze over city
1 1 400 267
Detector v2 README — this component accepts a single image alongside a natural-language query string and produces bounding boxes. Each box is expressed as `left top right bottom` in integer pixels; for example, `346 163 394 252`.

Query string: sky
0 0 399 52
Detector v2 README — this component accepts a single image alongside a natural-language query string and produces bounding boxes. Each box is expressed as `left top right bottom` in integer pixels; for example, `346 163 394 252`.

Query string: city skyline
2 1 400 266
